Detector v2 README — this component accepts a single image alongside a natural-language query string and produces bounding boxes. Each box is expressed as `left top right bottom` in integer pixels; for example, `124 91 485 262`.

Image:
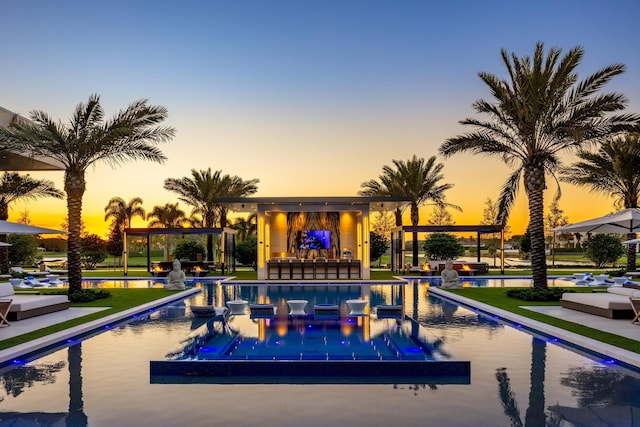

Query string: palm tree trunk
524 338 547 427
65 171 86 294
0 203 8 274
411 203 420 266
220 207 228 228
626 233 637 272
394 208 402 226
67 343 88 426
526 171 548 290
206 235 213 262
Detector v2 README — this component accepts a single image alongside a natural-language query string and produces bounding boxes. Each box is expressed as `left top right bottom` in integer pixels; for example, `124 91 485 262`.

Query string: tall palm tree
0 172 64 273
360 155 458 265
146 203 186 228
163 168 259 260
231 212 257 241
440 42 640 289
218 175 260 228
146 203 186 260
0 94 174 294
104 197 145 264
359 169 406 226
561 133 640 271
104 197 146 230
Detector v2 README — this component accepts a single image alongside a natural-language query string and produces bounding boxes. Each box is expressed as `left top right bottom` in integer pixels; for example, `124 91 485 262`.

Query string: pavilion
218 196 411 280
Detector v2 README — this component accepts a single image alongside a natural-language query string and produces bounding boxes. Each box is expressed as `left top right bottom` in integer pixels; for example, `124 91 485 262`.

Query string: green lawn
0 288 185 351
444 287 640 354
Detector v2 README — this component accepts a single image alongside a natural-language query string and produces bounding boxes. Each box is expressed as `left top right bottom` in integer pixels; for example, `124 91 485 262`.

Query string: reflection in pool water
1 280 639 426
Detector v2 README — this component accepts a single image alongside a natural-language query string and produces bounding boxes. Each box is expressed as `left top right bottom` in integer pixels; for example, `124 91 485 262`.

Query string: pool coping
0 288 200 366
428 287 640 370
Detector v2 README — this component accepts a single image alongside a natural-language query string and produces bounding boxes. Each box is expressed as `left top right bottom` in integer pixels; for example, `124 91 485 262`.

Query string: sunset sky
2 0 639 238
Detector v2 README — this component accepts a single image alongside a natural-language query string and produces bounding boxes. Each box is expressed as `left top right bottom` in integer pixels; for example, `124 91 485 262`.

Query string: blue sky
2 0 640 235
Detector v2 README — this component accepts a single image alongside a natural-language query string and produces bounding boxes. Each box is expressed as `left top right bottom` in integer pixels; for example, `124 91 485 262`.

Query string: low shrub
52 288 111 303
505 287 571 302
606 268 627 277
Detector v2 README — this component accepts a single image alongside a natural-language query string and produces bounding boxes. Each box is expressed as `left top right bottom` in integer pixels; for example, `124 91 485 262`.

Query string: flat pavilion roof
217 196 411 213
400 225 504 234
0 106 65 171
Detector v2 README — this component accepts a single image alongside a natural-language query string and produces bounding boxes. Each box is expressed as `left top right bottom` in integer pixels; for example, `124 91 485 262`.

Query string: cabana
218 196 411 280
122 227 236 276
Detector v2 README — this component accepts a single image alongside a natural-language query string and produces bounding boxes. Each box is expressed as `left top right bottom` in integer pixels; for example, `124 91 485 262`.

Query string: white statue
440 259 460 288
165 260 186 290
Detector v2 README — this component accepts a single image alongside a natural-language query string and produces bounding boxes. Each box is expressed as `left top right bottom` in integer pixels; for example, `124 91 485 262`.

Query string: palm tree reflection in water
496 338 557 427
0 344 87 426
67 343 88 426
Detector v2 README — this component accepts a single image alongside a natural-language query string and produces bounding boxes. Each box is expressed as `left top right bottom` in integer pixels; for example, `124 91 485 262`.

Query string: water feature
0 279 638 426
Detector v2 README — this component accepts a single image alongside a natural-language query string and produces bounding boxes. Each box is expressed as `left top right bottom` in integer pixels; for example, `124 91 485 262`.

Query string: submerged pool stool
375 304 403 319
190 305 228 318
346 299 368 315
314 303 340 316
286 299 309 316
249 303 276 318
226 300 248 315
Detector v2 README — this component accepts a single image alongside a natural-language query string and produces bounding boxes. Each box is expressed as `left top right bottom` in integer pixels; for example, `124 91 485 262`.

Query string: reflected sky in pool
1 279 639 426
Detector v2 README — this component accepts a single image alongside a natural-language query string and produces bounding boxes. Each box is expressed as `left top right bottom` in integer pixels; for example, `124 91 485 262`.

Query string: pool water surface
1 280 639 426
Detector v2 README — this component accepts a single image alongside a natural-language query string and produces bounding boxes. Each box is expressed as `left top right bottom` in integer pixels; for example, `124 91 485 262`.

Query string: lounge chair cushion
0 281 70 320
0 283 14 298
561 292 632 310
607 286 640 297
9 294 70 312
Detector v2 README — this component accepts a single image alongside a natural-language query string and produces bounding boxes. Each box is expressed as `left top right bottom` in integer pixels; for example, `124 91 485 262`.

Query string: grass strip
444 287 640 354
0 288 183 351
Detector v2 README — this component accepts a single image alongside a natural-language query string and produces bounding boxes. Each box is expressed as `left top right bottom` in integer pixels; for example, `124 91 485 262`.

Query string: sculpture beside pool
164 260 186 290
440 259 461 288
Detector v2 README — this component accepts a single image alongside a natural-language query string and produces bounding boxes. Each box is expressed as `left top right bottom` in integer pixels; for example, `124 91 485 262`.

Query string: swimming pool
152 291 470 383
27 275 593 290
1 280 638 426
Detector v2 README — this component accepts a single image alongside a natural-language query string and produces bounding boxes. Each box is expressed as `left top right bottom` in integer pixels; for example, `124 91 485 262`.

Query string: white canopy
622 238 640 245
552 208 640 234
0 220 63 235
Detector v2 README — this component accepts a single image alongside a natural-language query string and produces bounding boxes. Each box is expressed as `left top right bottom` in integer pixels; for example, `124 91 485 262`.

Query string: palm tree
0 94 174 294
146 203 186 260
360 155 458 265
359 169 406 226
104 197 146 230
163 168 259 260
104 197 145 265
147 203 186 228
220 175 259 227
561 133 640 271
231 212 257 241
0 172 64 273
440 42 640 289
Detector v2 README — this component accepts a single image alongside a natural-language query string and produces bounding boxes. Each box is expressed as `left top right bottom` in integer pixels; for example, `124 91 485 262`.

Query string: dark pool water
1 280 638 427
